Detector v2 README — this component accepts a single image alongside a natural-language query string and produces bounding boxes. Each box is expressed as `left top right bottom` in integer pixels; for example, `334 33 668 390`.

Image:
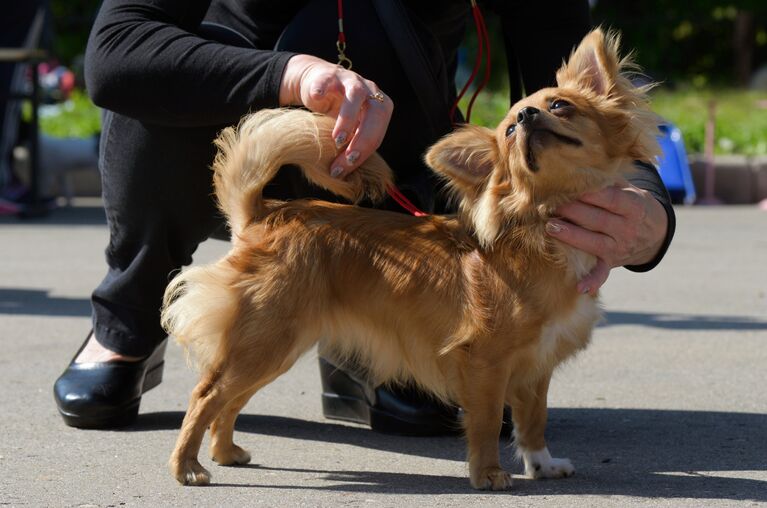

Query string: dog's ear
425 125 497 195
556 27 621 97
557 28 662 162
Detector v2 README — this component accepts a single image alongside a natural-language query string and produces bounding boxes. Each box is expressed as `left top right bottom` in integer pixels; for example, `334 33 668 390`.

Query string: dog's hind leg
170 363 281 485
169 365 243 486
208 362 294 467
209 390 255 466
507 373 575 479
170 317 313 486
458 364 513 491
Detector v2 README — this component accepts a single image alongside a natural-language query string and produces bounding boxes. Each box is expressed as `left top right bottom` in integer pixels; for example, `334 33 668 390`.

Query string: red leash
450 0 492 125
386 185 430 217
336 0 490 217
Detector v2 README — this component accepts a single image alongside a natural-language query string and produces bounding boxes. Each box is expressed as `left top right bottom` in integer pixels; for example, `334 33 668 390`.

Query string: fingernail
335 132 347 147
331 166 344 178
546 221 565 234
346 151 360 164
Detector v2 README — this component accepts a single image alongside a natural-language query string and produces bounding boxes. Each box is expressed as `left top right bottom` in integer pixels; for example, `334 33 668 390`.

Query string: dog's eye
505 124 516 137
550 99 571 111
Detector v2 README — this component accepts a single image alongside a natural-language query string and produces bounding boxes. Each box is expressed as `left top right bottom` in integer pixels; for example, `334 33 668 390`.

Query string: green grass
463 87 767 156
651 88 767 156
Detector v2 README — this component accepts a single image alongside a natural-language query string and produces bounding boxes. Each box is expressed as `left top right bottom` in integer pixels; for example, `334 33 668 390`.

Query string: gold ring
368 91 385 103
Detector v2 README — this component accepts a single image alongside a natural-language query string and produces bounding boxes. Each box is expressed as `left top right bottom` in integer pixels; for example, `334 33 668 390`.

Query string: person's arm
85 0 295 126
622 161 676 273
85 0 393 176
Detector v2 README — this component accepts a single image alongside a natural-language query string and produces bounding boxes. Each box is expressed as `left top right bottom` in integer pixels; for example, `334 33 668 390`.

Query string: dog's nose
517 107 540 124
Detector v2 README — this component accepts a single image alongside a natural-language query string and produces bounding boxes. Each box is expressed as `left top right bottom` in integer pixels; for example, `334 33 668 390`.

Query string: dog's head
425 28 661 247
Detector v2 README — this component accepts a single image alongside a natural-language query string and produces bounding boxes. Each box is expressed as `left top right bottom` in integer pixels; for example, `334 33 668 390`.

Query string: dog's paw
211 444 251 466
470 467 513 491
522 447 575 479
170 458 212 486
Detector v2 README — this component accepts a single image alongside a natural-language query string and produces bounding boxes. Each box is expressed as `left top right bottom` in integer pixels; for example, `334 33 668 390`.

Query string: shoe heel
319 357 371 425
59 400 140 429
321 392 371 424
142 361 164 393
141 339 167 393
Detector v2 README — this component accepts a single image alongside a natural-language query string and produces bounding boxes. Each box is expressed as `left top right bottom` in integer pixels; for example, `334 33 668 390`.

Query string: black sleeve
624 161 676 273
84 0 295 127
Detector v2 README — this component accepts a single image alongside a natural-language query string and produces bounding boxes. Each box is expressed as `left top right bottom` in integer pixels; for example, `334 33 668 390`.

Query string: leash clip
336 40 353 70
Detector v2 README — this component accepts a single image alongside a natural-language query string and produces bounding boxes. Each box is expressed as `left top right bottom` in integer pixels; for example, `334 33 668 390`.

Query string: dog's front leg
507 373 574 479
459 367 513 490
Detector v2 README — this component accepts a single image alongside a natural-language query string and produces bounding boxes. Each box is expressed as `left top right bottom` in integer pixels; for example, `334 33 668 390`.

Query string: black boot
320 357 513 436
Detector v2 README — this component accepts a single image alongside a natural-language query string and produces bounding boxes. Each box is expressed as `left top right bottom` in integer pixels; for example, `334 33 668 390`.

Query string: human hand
279 54 393 179
544 178 668 296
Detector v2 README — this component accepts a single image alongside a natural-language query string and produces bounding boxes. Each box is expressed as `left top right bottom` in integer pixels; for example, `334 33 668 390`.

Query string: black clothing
85 0 673 356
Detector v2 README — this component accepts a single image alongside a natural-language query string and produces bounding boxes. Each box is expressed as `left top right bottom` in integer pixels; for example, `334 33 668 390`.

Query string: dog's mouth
524 129 582 172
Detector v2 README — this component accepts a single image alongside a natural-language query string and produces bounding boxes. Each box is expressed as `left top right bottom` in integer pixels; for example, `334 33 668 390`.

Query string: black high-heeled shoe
53 334 167 429
319 357 462 436
319 357 514 437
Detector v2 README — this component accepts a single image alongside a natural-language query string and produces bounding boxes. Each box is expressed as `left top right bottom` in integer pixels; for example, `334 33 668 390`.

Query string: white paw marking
522 447 575 479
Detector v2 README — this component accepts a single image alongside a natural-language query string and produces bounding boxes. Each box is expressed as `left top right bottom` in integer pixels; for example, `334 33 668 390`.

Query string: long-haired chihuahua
162 28 660 490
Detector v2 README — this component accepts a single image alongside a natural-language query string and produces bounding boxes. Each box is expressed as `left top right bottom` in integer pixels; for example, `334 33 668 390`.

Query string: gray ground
1 200 765 507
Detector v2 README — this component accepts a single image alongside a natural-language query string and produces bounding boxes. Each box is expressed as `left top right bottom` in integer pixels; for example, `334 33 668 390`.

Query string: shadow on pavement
0 288 91 316
133 408 767 500
603 311 767 331
0 205 106 226
210 465 471 494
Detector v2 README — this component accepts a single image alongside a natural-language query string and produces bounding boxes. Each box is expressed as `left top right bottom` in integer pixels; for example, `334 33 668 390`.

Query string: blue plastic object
656 123 696 204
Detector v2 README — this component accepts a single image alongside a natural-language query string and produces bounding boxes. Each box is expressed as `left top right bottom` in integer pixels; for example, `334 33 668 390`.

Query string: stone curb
689 154 767 204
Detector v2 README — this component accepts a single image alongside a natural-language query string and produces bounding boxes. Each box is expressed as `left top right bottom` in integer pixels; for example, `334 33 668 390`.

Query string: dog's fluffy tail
161 261 238 372
213 108 394 236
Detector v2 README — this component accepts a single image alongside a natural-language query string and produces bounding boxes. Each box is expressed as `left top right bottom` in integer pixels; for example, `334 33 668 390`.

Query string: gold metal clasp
336 40 353 70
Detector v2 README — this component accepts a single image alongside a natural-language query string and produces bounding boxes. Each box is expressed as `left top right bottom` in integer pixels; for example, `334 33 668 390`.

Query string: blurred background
1 0 766 214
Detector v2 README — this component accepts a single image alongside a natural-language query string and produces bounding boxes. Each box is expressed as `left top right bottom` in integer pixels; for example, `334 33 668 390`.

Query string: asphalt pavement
1 199 765 507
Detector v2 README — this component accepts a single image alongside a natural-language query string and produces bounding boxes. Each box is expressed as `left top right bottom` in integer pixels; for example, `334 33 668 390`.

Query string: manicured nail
335 132 347 147
331 166 344 178
546 221 565 234
346 151 360 164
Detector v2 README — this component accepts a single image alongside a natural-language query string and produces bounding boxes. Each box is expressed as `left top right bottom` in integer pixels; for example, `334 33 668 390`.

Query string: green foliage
590 1 767 86
28 89 101 138
457 92 510 128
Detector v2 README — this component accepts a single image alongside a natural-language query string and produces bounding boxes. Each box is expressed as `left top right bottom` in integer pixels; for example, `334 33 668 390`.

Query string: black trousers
90 0 449 356
92 112 218 356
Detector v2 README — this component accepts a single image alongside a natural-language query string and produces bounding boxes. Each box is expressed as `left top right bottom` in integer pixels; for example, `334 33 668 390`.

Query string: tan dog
162 28 660 490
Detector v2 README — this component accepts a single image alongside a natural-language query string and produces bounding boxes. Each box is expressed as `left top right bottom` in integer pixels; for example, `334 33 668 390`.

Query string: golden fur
162 29 661 490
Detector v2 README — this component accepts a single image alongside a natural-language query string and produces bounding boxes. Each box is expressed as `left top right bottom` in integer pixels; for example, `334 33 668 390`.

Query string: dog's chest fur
537 245 601 363
537 292 600 363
